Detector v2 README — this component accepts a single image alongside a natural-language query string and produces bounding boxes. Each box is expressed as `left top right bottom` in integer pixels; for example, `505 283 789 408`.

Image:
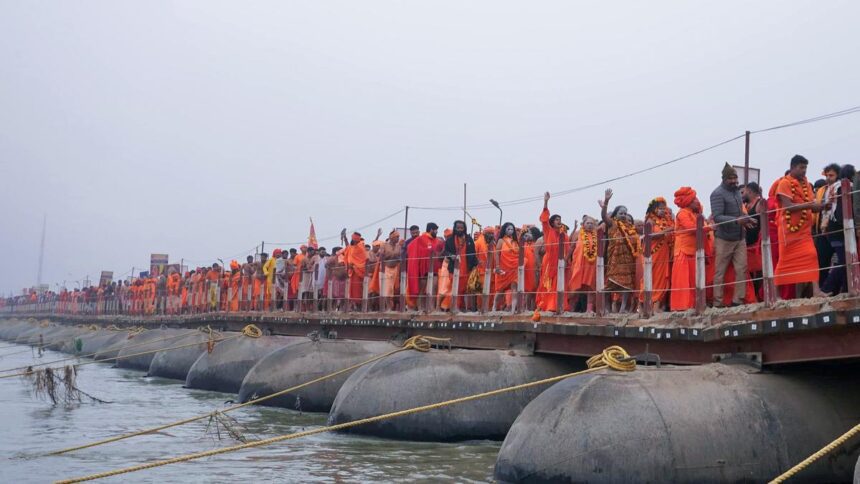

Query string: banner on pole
150 254 169 276
99 271 114 286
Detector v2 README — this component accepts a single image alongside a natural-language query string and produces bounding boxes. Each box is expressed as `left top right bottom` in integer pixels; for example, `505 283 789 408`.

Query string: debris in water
24 365 110 405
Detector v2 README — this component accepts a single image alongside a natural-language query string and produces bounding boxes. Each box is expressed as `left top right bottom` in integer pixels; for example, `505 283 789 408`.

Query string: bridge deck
8 296 860 365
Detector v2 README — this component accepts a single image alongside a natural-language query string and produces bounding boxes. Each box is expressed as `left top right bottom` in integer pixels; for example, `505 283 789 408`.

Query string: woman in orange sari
599 189 642 313
568 216 597 312
640 197 674 311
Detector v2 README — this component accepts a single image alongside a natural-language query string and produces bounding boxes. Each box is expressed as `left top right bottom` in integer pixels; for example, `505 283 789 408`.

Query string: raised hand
604 188 613 202
544 191 551 203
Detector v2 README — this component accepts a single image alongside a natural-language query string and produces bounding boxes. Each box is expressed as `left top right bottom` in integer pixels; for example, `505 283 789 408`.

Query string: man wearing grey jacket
710 163 758 307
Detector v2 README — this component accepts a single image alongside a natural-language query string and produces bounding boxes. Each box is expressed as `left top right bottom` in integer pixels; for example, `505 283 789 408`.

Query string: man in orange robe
289 248 304 300
536 192 568 315
228 260 241 312
205 264 221 312
407 224 439 310
569 216 597 312
343 232 368 310
775 155 828 297
494 223 519 311
147 277 159 315
368 240 383 310
181 272 190 313
167 269 181 314
475 227 496 310
194 268 206 312
670 187 701 311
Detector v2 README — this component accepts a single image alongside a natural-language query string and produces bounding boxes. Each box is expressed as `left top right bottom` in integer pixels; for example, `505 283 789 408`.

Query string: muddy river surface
0 346 499 482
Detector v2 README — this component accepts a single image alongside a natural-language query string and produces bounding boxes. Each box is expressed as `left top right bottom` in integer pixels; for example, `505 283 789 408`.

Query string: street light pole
490 199 503 227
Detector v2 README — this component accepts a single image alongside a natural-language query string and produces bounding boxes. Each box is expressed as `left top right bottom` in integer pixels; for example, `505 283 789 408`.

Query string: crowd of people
5 155 858 319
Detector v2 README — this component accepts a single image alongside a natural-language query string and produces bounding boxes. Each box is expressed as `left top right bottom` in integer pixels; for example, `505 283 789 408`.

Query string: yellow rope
47 334 448 456
768 422 860 483
0 326 259 377
54 345 632 483
0 330 187 374
0 328 95 354
0 333 241 380
240 324 262 338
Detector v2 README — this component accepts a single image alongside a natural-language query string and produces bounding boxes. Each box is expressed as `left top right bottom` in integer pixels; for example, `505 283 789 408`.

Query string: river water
0 345 500 483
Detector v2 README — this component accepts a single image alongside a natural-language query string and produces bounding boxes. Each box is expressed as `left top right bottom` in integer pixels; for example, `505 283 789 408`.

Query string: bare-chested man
379 230 403 311
299 247 318 311
326 247 348 311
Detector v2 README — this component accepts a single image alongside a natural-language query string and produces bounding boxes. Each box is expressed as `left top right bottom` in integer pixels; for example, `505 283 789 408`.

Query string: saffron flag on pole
308 218 319 249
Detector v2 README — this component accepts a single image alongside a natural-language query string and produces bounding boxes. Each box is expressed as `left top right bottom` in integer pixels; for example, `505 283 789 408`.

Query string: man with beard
379 231 403 311
441 220 478 311
326 247 348 311
341 232 368 311
775 155 829 298
406 223 439 310
710 163 755 307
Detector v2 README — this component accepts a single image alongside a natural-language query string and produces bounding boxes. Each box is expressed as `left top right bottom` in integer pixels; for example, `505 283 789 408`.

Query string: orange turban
272 248 282 257
444 228 453 237
230 260 240 271
673 187 697 209
482 226 494 235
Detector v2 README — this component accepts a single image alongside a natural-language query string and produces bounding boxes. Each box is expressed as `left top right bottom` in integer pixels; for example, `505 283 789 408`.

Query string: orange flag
308 218 319 249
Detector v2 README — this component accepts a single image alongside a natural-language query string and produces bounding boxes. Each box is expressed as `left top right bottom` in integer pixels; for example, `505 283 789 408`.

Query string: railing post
257 281 264 312
399 253 407 311
451 256 461 314
298 272 306 312
327 279 334 312
362 261 370 313
695 214 706 314
311 272 318 312
555 236 565 315
841 178 860 295
642 220 654 318
482 245 492 314
426 251 436 313
379 264 387 312
516 236 525 314
759 198 777 306
595 226 606 316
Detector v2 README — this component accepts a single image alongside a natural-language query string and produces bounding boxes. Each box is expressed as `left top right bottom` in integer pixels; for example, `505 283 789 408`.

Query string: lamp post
490 199 503 227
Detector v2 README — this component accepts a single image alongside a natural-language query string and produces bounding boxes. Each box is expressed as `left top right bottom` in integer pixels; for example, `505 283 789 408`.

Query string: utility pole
744 130 751 185
36 214 46 286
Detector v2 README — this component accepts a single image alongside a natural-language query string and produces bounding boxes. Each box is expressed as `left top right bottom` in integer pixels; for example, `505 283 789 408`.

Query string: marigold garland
646 213 673 255
615 219 642 257
579 229 597 263
784 176 811 233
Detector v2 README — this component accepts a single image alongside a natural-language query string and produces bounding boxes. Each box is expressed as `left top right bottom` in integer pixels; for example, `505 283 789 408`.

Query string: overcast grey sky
1 1 858 293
